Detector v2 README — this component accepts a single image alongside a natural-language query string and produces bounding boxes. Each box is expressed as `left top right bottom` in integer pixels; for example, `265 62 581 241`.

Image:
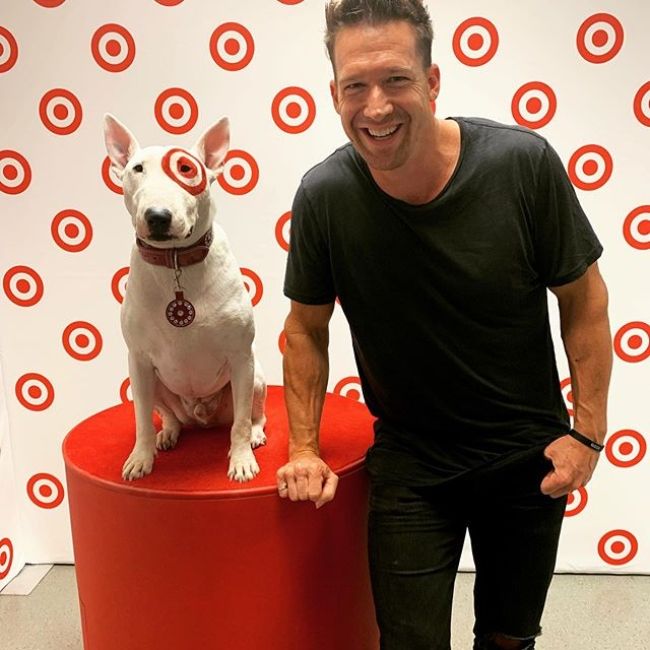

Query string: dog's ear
103 114 139 176
193 118 229 178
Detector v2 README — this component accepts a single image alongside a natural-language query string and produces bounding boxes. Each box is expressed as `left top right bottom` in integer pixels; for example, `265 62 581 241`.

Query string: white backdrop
1 0 648 587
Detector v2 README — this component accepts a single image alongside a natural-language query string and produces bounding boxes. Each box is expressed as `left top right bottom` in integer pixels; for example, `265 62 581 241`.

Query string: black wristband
569 428 604 452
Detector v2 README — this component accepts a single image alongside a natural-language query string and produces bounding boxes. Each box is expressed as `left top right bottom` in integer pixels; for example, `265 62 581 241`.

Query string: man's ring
278 483 288 492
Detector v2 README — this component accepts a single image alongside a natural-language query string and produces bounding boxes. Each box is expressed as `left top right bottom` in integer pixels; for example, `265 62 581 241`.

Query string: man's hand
540 434 600 498
276 450 339 508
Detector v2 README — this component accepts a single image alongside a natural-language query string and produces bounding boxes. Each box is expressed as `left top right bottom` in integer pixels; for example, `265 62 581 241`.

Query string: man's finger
315 470 339 509
276 467 290 499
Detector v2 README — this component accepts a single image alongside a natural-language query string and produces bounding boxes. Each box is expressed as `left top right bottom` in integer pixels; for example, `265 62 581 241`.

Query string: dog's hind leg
251 359 267 449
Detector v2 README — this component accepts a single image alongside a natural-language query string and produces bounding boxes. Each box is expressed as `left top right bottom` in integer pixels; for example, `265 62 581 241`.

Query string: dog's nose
145 208 172 233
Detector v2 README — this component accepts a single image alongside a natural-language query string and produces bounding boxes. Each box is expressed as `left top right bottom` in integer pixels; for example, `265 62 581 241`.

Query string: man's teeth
368 125 398 138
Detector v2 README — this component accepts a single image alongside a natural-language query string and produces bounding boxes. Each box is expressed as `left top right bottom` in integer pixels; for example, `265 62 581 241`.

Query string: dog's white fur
104 114 266 482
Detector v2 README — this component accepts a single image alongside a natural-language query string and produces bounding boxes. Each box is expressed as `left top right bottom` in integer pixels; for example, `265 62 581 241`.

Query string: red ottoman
63 385 379 650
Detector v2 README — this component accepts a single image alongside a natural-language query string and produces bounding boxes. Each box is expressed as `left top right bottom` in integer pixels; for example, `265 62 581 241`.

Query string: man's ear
192 117 229 178
103 114 139 176
330 79 341 115
427 64 441 102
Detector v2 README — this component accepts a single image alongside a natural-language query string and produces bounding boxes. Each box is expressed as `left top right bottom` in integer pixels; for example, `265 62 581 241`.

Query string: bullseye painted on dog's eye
133 164 143 173
161 148 207 196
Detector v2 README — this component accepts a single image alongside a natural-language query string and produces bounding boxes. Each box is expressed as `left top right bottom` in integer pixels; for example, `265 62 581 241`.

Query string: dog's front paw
251 425 267 449
227 447 260 482
122 447 156 481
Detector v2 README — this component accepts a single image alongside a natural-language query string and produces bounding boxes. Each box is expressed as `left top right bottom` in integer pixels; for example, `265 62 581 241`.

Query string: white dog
104 114 266 482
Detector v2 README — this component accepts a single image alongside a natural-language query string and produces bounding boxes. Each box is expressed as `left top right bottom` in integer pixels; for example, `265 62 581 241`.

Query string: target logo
155 88 199 135
120 377 132 403
161 148 207 195
334 376 363 402
15 373 55 411
598 530 638 566
39 89 82 135
91 24 136 73
623 206 650 250
27 473 65 509
560 377 574 417
614 321 650 363
278 330 287 355
217 150 259 195
606 429 647 468
577 13 624 64
564 486 588 517
111 267 129 304
278 0 304 4
0 26 19 73
210 23 254 72
240 268 263 306
51 209 93 252
452 17 499 67
33 0 66 6
102 156 123 194
155 0 184 5
634 82 650 127
568 145 613 191
62 321 103 361
275 211 291 251
511 81 557 130
272 87 316 134
0 538 13 580
3 266 44 307
0 150 32 195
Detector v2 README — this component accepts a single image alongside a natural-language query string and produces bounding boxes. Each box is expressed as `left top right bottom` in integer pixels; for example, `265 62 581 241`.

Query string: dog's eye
180 164 191 173
133 164 143 173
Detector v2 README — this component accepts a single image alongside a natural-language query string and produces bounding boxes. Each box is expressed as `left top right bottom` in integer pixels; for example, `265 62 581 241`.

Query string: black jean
367 448 567 650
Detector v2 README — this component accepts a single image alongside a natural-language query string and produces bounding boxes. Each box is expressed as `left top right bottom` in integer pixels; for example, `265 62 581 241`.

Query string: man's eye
133 164 143 172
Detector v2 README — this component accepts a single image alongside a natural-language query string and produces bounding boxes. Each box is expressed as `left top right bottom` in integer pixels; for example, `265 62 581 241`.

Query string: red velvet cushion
63 385 374 497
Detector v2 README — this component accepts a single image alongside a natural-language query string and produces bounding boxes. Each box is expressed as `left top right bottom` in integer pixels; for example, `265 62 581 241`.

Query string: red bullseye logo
218 150 259 195
0 27 19 73
598 530 638 566
0 150 32 195
27 473 65 509
240 268 263 306
511 82 557 130
0 538 13 580
3 266 44 307
120 377 132 403
51 209 93 252
606 429 647 468
275 211 291 251
277 0 303 4
614 321 650 363
334 376 363 402
39 89 83 135
568 145 613 191
102 156 123 194
565 486 588 517
560 377 574 417
15 373 55 411
111 266 129 303
634 82 650 127
91 24 136 73
623 206 650 250
161 148 207 195
155 88 199 135
62 321 103 361
452 17 499 67
210 22 254 71
272 87 316 134
155 0 184 5
577 13 624 64
278 330 287 355
33 0 66 6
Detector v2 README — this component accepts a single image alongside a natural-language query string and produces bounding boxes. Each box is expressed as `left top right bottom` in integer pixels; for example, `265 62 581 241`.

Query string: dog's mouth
145 226 194 242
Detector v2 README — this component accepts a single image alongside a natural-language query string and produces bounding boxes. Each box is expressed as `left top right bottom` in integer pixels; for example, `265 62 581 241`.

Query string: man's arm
276 300 338 508
541 261 613 498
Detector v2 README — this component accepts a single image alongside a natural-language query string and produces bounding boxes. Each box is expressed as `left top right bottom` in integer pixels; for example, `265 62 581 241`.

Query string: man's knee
474 631 536 649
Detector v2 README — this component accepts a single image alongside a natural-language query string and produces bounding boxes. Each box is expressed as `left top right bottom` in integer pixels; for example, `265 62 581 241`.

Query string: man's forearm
283 327 330 459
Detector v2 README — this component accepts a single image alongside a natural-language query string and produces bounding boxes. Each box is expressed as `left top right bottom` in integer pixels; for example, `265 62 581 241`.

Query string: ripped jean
368 448 567 650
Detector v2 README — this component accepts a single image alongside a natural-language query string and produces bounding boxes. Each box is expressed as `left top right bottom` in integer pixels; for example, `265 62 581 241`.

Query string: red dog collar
136 228 213 269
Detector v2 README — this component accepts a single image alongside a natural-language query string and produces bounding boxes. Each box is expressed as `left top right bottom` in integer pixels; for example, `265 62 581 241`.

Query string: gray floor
1 566 648 649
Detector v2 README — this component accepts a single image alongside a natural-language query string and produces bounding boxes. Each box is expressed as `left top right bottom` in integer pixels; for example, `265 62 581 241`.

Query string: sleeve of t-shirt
283 181 337 305
532 142 603 287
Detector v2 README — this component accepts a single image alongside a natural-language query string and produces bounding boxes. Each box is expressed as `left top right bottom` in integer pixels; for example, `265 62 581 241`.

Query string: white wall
0 0 648 585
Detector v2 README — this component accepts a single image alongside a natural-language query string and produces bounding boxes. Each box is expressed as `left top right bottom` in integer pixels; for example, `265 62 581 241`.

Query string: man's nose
363 85 393 121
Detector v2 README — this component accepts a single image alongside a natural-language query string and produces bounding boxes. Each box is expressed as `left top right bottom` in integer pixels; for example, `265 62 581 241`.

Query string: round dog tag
165 291 195 327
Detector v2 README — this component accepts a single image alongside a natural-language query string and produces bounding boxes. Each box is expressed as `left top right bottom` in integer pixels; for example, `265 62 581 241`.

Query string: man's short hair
325 0 434 72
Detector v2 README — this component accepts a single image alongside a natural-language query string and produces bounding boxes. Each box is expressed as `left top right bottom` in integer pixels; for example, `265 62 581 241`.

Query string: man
276 1 612 648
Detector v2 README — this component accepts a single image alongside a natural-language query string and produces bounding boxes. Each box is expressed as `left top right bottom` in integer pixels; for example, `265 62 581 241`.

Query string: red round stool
63 385 379 650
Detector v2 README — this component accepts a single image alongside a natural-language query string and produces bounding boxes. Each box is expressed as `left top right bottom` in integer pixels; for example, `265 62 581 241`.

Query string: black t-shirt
284 117 603 485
